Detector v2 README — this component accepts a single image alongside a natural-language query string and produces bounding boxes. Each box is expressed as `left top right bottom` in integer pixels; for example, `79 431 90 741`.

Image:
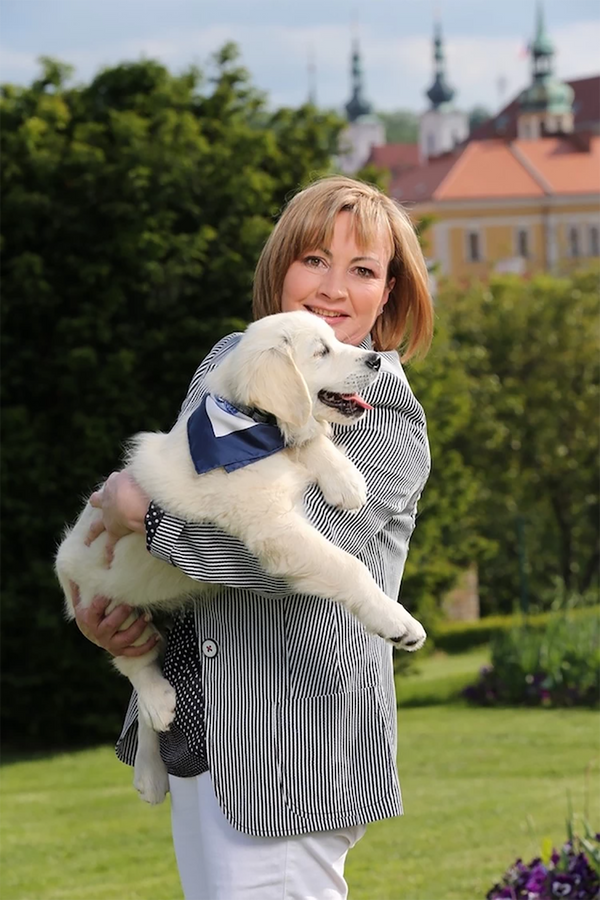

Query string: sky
1 0 599 115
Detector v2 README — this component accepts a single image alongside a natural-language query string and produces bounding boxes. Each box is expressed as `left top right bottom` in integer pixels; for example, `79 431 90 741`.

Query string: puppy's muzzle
364 353 381 371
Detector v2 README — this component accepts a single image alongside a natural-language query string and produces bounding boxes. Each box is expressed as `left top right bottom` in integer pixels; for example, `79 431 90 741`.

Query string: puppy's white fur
56 311 426 804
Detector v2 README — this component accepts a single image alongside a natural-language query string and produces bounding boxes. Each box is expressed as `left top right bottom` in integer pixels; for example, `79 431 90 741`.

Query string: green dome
530 31 554 57
519 78 574 114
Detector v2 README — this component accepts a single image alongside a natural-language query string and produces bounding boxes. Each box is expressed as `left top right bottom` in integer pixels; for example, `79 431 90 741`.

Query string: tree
376 109 419 144
1 49 343 746
402 312 495 622
417 269 600 614
468 105 491 133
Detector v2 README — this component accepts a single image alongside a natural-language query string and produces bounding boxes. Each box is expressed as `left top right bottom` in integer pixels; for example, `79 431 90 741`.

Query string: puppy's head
207 311 380 442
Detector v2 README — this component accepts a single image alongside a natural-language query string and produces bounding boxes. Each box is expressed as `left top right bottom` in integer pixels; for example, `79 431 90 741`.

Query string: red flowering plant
486 819 600 900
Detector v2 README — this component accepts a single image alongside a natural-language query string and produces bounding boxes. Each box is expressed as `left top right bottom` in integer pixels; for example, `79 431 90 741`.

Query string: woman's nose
318 267 347 299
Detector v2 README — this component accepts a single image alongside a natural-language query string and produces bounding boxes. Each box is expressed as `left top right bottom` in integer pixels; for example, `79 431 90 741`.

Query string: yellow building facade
391 136 600 283
423 199 600 282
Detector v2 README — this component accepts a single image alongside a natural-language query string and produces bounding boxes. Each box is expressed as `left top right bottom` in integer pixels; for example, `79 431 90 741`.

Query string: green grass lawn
395 647 491 707
2 651 599 900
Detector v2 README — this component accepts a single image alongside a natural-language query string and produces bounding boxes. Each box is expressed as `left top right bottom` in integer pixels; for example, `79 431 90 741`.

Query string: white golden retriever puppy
56 311 426 803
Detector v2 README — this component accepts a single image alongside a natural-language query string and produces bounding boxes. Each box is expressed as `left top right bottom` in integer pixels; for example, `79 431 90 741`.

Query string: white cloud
1 18 598 116
0 47 39 76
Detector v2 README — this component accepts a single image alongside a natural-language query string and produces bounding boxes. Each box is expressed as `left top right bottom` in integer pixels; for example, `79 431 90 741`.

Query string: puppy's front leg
299 435 367 510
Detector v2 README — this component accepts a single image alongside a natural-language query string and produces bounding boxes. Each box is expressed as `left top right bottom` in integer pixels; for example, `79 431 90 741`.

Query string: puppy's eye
315 342 330 357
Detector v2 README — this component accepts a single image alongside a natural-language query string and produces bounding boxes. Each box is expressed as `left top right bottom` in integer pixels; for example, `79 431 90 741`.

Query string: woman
73 175 433 899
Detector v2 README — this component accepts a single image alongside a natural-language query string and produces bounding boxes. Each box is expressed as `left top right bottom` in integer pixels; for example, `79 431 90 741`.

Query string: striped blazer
116 331 430 838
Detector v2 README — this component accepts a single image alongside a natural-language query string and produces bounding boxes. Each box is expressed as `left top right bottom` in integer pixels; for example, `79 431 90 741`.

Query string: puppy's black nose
365 353 381 371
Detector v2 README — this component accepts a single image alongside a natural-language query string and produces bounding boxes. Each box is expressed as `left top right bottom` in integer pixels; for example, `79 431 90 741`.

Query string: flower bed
487 825 600 899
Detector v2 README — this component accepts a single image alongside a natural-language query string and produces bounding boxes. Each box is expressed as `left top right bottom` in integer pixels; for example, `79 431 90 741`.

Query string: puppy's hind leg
114 652 177 733
134 715 169 805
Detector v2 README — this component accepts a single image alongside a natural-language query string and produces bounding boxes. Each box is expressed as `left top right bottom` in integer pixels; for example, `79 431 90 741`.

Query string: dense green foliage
376 108 419 144
464 613 600 708
432 606 599 655
0 51 342 746
405 268 600 615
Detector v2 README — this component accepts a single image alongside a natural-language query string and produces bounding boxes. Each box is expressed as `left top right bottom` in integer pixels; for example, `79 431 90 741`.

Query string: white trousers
169 772 366 900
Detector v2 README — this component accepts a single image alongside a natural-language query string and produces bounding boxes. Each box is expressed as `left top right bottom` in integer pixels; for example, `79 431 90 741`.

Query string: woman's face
280 211 395 347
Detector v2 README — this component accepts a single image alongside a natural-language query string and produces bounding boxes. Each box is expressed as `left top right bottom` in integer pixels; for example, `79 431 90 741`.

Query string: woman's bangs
351 201 394 256
291 202 339 259
292 194 393 259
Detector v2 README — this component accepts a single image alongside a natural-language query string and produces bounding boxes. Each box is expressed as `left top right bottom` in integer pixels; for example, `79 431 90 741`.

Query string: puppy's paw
138 680 177 732
320 467 367 511
389 607 427 652
367 601 427 652
134 757 169 805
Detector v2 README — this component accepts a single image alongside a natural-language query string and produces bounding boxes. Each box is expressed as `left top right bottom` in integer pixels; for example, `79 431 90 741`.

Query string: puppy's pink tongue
342 393 373 411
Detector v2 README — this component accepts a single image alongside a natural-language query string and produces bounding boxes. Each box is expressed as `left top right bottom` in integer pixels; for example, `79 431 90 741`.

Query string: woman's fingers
99 606 144 640
70 589 159 656
85 518 106 546
69 580 81 610
104 533 120 567
94 603 159 654
117 633 161 658
89 490 103 508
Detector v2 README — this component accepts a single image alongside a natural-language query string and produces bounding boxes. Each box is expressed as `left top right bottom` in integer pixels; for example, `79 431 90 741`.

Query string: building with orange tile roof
392 133 599 280
385 5 600 282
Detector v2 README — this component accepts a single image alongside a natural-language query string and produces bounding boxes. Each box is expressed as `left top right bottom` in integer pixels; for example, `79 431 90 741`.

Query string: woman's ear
245 347 312 428
377 277 395 317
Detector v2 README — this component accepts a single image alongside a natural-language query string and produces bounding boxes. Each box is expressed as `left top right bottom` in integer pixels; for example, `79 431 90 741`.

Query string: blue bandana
187 394 286 475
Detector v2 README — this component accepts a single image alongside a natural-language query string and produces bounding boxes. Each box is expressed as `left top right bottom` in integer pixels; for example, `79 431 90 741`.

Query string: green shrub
463 612 600 708
433 607 599 654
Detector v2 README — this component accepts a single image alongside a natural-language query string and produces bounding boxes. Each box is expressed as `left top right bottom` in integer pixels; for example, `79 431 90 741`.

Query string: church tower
517 2 574 139
419 20 468 162
338 37 385 174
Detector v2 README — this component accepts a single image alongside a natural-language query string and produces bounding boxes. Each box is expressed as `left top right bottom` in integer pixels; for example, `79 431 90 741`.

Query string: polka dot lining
145 502 209 776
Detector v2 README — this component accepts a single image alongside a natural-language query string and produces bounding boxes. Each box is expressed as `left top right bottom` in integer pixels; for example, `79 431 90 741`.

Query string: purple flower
487 835 600 900
551 874 574 895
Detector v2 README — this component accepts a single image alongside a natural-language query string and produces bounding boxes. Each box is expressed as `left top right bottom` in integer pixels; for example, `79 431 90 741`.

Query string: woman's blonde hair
252 176 433 359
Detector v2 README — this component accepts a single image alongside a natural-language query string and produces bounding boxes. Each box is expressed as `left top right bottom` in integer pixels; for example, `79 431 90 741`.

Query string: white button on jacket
201 640 219 658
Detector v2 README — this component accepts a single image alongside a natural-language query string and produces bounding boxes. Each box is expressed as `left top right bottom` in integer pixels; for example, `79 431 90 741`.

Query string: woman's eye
355 266 375 278
304 255 324 268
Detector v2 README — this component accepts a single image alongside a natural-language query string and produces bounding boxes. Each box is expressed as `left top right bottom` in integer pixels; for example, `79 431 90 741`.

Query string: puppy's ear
247 347 312 428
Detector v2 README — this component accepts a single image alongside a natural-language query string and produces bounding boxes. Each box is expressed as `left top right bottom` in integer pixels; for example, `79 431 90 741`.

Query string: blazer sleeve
147 345 430 598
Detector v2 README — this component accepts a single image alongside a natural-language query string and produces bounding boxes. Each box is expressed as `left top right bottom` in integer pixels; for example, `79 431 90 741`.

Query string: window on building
589 225 599 257
467 231 481 262
569 226 580 258
516 229 529 258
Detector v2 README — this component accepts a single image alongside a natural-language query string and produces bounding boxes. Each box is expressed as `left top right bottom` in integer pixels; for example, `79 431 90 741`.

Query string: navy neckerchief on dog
187 394 286 475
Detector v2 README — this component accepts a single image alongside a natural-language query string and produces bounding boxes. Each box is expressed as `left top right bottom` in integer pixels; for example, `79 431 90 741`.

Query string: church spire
307 46 317 106
531 0 555 65
425 20 455 110
517 2 574 138
345 37 372 122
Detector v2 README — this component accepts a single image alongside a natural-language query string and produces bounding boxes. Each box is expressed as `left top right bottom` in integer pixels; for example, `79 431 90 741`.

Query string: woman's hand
70 581 159 657
86 469 150 564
